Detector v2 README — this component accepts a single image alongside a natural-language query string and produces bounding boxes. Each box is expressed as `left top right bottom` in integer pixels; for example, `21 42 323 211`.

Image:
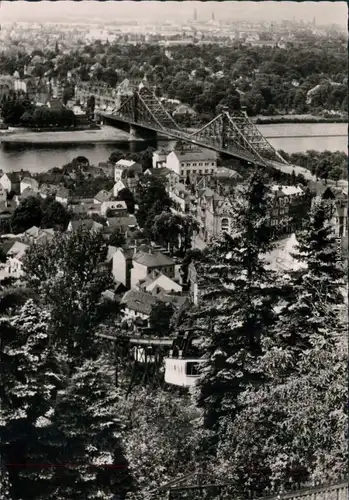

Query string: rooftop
107 215 138 229
115 159 138 168
94 189 112 203
69 219 103 231
270 185 304 197
133 249 175 268
172 148 217 162
121 289 159 315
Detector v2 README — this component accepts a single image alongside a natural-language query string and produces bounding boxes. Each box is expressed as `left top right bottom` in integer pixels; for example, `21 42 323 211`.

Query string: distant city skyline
0 1 347 27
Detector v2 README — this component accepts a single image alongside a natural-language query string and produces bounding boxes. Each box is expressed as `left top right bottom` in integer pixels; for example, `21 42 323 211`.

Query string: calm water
0 123 347 174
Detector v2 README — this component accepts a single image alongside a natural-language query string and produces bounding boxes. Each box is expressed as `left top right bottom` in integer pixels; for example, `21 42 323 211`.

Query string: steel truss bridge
75 82 307 176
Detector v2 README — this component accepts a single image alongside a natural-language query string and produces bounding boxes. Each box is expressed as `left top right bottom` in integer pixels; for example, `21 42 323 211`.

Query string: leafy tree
0 90 34 126
0 300 64 500
135 175 171 229
11 196 43 234
216 305 347 494
109 150 125 164
150 212 181 251
22 227 113 365
149 301 175 336
123 388 200 499
108 229 126 248
51 356 134 500
41 200 70 230
116 188 135 214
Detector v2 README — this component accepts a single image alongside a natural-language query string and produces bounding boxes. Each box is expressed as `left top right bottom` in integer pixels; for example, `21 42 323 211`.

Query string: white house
166 148 217 179
169 183 192 214
20 177 39 194
113 180 127 198
0 172 21 194
55 187 70 205
6 241 29 278
152 149 168 169
100 200 128 217
0 185 7 203
111 247 133 289
131 248 175 289
114 160 142 182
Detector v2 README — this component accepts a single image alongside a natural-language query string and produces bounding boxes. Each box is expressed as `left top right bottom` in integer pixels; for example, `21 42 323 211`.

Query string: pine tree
190 173 281 451
0 300 64 500
50 355 134 500
214 199 348 494
274 198 346 362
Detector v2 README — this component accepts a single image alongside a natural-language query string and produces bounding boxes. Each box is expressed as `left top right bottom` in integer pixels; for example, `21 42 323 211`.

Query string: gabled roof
7 240 29 258
20 187 38 200
94 189 112 203
69 219 103 231
270 185 304 197
107 216 138 229
24 226 40 237
171 148 217 162
157 291 189 309
173 182 191 196
20 177 39 187
140 272 181 291
121 289 159 315
145 167 173 177
56 187 70 198
133 250 175 268
213 167 241 179
115 159 137 168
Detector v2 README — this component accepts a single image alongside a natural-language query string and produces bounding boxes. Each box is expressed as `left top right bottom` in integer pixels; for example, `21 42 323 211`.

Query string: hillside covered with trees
0 172 347 499
0 34 347 126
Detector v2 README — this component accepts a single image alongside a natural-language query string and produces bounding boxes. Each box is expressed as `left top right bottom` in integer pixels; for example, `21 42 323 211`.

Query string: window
221 217 229 232
204 162 208 166
193 163 197 166
279 208 285 215
193 170 196 174
199 170 202 174
181 163 185 167
211 162 215 166
186 362 199 376
271 219 277 226
272 209 278 216
181 170 184 176
199 162 203 166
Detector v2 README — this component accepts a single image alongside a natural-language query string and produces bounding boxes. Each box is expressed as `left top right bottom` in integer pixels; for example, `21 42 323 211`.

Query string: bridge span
76 82 316 181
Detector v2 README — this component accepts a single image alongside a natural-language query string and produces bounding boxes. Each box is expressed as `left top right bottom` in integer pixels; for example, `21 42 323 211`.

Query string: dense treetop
0 36 347 123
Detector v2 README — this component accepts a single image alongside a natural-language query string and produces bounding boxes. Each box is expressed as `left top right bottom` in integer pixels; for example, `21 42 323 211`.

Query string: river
0 122 347 174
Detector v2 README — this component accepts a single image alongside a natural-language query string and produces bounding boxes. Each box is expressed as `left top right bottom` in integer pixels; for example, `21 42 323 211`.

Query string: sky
0 1 347 27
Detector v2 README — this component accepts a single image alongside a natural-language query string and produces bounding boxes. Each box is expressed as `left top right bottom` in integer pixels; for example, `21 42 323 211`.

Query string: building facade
166 147 217 180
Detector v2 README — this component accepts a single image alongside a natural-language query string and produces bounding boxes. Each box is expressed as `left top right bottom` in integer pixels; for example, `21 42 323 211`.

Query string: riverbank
253 114 348 125
0 126 137 145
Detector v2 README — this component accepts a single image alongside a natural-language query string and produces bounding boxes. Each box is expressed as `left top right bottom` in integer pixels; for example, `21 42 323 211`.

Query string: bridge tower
221 106 229 149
